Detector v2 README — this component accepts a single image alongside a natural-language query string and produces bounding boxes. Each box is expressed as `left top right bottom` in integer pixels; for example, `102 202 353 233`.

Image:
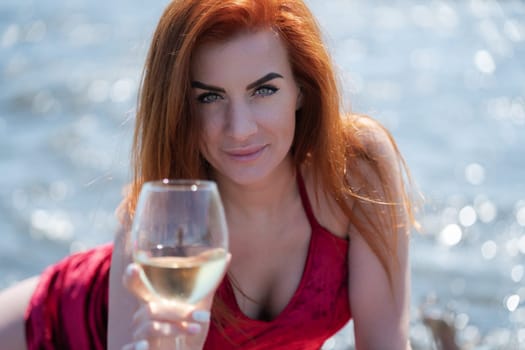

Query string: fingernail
192 310 211 323
125 263 135 276
135 340 148 350
187 323 202 334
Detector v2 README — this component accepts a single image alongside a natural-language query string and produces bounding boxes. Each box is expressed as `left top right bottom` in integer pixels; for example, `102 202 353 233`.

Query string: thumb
122 263 153 303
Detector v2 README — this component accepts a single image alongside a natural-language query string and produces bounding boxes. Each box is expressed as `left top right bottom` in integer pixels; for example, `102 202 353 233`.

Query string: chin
207 149 293 187
218 167 272 186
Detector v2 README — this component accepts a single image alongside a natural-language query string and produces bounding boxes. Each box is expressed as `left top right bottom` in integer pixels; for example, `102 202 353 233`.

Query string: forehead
190 30 293 82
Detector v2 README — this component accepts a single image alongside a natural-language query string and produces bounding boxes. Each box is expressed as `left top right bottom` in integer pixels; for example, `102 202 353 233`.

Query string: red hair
125 0 415 326
130 0 345 189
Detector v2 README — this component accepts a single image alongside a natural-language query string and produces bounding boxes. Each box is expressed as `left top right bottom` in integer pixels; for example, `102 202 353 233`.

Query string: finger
123 263 152 302
133 320 203 340
132 301 194 325
133 321 173 340
132 310 209 337
132 304 152 326
191 309 211 324
131 303 210 339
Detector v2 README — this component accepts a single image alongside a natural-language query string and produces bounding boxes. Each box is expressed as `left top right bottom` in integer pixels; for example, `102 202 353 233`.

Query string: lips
224 145 267 161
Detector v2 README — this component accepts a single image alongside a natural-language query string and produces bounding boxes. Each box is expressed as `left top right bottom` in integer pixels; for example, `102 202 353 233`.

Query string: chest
224 169 350 321
228 209 311 321
220 226 350 334
208 236 351 348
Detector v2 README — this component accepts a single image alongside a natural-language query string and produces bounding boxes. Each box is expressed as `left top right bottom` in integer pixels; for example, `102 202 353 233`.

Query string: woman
0 0 414 349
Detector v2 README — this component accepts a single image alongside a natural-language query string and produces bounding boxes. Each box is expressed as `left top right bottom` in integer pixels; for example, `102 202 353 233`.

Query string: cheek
199 130 215 167
199 123 215 160
198 108 224 142
199 112 230 167
264 99 297 131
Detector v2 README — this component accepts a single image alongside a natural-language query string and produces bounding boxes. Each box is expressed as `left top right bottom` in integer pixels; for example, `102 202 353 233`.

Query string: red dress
25 243 112 349
25 174 351 349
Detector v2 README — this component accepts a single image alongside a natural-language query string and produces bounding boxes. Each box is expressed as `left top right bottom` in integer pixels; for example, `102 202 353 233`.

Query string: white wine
136 247 228 304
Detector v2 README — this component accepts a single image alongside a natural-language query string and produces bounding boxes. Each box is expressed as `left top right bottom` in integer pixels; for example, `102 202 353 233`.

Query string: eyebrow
191 72 284 92
246 72 283 90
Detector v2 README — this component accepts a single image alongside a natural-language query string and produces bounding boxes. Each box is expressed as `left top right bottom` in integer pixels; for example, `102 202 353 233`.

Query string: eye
197 92 223 104
253 85 279 97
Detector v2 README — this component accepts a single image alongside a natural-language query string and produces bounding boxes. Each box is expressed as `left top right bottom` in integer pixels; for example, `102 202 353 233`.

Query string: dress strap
296 170 318 227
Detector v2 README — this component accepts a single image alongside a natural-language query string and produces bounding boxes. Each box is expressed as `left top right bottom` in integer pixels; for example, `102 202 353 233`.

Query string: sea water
1 0 524 348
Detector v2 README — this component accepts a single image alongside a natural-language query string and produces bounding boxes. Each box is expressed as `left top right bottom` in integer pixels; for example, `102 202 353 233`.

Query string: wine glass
131 179 229 349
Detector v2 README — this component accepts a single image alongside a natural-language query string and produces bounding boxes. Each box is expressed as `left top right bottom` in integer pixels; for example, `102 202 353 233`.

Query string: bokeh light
439 224 463 246
481 240 498 260
474 50 496 74
1 1 524 349
505 294 520 312
465 163 485 185
511 265 524 283
459 205 477 227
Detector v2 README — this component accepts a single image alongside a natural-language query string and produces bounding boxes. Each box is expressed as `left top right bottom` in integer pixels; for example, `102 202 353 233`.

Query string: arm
346 119 412 349
348 228 411 349
0 276 39 350
108 225 140 349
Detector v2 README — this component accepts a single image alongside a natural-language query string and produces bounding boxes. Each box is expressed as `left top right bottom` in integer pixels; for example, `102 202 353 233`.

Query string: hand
121 263 213 350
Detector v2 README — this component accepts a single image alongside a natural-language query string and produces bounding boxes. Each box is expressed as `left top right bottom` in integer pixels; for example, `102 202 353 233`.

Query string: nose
226 99 257 141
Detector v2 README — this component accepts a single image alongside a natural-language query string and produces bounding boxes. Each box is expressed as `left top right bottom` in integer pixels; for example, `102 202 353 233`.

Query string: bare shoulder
343 113 407 206
301 115 407 239
0 275 40 350
345 114 403 172
300 163 349 238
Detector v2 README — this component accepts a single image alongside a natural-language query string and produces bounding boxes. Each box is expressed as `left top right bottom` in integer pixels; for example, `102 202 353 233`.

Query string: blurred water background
1 0 524 348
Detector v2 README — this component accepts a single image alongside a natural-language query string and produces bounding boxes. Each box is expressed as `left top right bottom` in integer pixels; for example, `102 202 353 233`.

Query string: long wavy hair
126 0 414 299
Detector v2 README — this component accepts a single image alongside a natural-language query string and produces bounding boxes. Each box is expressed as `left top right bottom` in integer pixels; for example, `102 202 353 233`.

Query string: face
190 30 302 187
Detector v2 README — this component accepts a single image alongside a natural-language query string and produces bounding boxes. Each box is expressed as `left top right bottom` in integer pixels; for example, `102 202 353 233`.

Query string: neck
213 160 298 222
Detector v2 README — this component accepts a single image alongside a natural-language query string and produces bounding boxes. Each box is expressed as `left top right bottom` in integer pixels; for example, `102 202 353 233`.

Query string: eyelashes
253 85 279 97
197 92 222 104
196 85 280 104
